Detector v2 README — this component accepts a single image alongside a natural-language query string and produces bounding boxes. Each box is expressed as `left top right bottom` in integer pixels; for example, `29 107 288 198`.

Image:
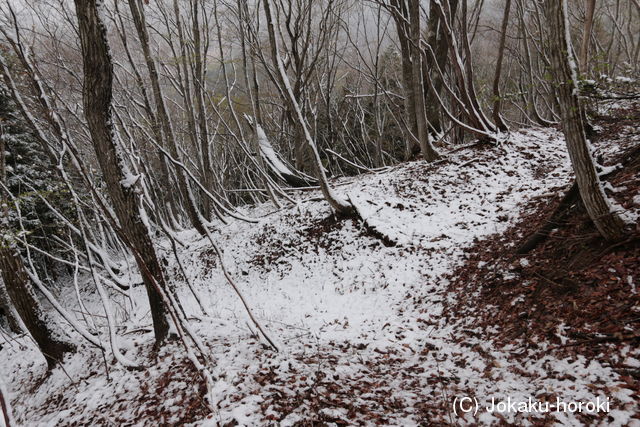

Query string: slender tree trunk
263 0 354 216
460 0 496 133
492 0 511 131
171 0 201 210
579 0 597 74
545 0 625 241
390 0 420 159
238 0 281 206
400 54 419 159
291 113 313 172
191 0 214 220
113 0 178 224
423 0 449 135
433 0 494 136
409 0 440 161
74 0 172 343
127 0 207 235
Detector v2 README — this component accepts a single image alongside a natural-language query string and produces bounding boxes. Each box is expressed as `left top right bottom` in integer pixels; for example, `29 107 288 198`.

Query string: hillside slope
1 107 638 425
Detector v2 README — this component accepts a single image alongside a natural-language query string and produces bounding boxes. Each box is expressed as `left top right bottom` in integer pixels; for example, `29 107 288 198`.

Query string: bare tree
409 0 440 160
491 0 512 131
544 0 625 241
579 0 597 74
126 0 208 234
386 0 421 158
73 0 173 344
263 0 355 216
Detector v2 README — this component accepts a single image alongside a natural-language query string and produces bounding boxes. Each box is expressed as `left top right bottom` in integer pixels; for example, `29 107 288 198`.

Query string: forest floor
1 102 639 426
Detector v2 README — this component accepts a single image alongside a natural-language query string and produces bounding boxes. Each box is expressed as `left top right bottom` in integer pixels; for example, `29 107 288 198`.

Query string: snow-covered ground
1 126 638 425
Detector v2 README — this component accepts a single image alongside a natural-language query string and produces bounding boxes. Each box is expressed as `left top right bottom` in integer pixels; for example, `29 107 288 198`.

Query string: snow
615 76 634 84
0 125 637 425
598 163 622 177
119 171 141 189
246 115 296 179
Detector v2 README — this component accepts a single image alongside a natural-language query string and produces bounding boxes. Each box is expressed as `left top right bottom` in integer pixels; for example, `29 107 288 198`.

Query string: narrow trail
1 122 637 426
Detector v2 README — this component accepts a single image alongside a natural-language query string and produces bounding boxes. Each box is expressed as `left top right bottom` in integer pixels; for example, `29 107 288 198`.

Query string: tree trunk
516 0 552 126
545 0 625 241
263 0 354 216
491 0 511 131
422 0 450 135
74 0 172 343
433 0 494 137
579 0 597 74
292 113 313 172
191 0 214 220
171 0 203 218
390 0 420 159
460 0 496 134
409 0 440 161
0 278 23 334
0 248 75 368
127 0 207 236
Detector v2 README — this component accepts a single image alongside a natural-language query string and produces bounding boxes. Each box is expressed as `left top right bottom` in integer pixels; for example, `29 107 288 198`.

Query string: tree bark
170 0 203 216
545 0 625 241
74 0 172 343
432 0 495 137
0 248 76 368
460 0 496 134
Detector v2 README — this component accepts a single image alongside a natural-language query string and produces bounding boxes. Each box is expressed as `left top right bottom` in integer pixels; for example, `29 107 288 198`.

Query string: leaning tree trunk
0 278 23 334
0 248 76 368
127 0 207 235
263 0 354 216
545 0 625 241
74 0 172 343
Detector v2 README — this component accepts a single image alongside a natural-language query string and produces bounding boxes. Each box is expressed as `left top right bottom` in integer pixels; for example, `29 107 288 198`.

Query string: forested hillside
0 0 638 425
